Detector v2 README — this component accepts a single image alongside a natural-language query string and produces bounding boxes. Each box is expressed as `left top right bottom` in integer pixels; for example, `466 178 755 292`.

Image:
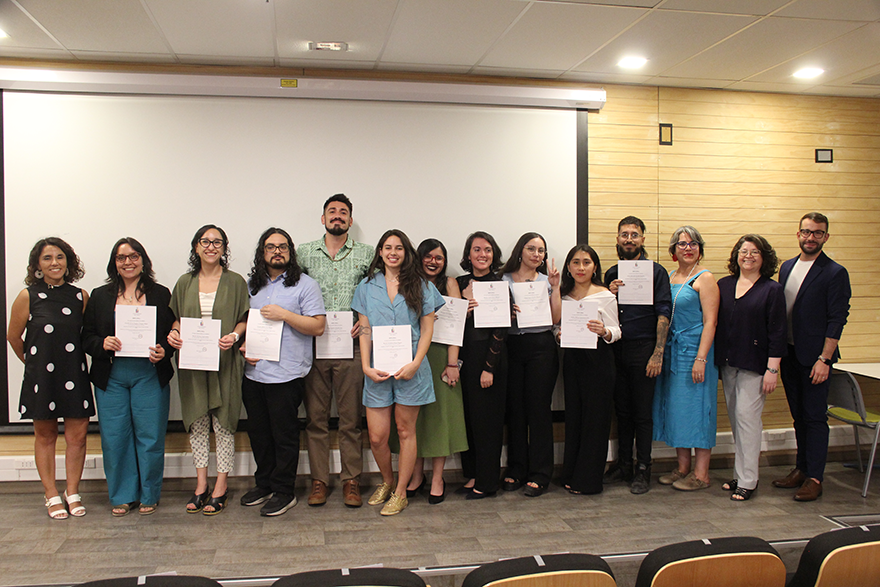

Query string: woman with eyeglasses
653 226 720 491
167 225 249 515
499 232 561 497
715 235 786 501
83 238 175 516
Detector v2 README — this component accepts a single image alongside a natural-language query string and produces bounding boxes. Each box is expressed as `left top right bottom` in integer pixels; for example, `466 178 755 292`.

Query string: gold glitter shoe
380 492 408 516
368 482 393 506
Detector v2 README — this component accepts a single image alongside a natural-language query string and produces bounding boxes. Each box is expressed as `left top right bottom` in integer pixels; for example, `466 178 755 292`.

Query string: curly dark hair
727 234 779 279
26 237 84 285
560 244 606 297
188 224 230 275
500 232 549 275
417 238 449 296
459 231 504 274
367 229 425 314
248 227 303 296
105 237 157 297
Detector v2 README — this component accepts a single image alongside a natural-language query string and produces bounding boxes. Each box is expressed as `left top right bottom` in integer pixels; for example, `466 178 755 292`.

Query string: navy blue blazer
778 251 850 367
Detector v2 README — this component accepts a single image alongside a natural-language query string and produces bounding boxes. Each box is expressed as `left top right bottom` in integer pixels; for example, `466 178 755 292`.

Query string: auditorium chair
786 524 880 587
75 576 222 587
272 567 426 587
461 553 616 587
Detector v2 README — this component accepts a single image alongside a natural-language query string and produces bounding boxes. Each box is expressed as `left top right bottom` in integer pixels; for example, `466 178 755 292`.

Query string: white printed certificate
316 311 354 359
472 281 511 328
561 299 599 349
245 308 283 361
372 324 413 374
178 317 222 371
432 296 467 347
114 305 156 358
617 260 654 306
510 282 552 328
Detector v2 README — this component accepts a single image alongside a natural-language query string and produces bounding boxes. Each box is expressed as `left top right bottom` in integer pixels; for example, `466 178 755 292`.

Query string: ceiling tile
68 51 176 64
480 2 647 70
660 16 864 80
549 0 661 6
376 61 474 74
774 0 880 21
854 72 880 86
381 0 525 66
470 65 566 79
574 10 757 75
17 0 169 53
0 47 74 60
747 23 880 84
176 54 276 67
660 0 790 16
801 85 880 97
559 71 652 84
0 2 64 49
145 0 275 58
647 75 737 89
280 58 376 70
275 0 398 62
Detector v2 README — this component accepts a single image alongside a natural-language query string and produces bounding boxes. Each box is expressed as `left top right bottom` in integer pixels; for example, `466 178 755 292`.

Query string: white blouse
561 289 622 344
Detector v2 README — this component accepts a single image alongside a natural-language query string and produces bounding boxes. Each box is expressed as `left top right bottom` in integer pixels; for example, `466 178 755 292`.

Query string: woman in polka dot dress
6 237 94 520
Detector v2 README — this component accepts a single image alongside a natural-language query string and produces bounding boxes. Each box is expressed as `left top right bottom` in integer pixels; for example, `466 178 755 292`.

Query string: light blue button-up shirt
245 272 326 384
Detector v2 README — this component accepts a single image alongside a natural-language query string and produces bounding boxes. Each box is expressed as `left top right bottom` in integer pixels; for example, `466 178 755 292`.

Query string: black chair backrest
76 576 222 587
272 567 426 587
462 553 616 587
787 525 880 587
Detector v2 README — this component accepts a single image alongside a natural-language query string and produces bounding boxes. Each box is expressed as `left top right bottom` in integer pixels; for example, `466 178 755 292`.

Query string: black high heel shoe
428 479 446 505
406 476 426 498
186 487 211 514
202 492 228 516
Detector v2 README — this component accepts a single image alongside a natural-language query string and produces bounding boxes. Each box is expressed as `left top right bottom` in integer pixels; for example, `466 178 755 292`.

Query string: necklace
670 263 698 327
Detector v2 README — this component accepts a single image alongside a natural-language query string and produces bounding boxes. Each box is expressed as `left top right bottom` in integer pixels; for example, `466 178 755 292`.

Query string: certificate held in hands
561 299 599 349
372 325 412 374
316 311 354 359
510 282 552 328
115 305 156 358
178 317 222 371
473 281 511 328
617 260 653 305
432 296 467 347
245 308 283 362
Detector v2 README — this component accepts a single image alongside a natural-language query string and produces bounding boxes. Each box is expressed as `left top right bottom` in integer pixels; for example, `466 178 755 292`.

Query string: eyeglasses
524 246 546 255
198 239 225 249
115 253 141 263
799 229 827 239
738 249 762 258
423 254 445 263
675 241 699 250
264 243 290 253
618 232 642 240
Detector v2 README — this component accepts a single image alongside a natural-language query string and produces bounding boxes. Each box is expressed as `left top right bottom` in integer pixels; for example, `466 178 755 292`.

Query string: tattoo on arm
654 316 670 354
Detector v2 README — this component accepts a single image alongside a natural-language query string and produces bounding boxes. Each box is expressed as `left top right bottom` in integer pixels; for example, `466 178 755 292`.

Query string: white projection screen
3 90 576 423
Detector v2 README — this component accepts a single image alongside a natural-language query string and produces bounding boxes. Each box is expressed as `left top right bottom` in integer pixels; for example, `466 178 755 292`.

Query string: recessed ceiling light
618 56 647 69
793 67 824 79
308 42 348 52
0 28 8 38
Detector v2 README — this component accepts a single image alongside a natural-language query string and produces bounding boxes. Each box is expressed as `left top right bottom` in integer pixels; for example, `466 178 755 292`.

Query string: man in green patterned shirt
297 194 373 508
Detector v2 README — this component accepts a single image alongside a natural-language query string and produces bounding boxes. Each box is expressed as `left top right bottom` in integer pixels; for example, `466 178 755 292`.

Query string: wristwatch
817 355 830 365
766 367 779 374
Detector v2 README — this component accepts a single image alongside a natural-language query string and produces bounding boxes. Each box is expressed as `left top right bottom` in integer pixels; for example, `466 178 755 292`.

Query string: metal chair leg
862 424 880 498
854 425 864 472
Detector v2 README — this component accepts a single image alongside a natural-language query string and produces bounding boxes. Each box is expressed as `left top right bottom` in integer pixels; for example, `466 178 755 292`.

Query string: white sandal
45 495 68 520
63 490 86 517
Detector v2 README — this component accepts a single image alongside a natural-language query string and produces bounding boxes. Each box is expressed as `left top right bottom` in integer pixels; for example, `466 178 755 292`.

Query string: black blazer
82 283 176 389
778 251 851 367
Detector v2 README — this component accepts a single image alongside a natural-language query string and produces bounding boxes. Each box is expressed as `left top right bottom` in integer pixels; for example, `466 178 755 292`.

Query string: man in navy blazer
773 212 851 502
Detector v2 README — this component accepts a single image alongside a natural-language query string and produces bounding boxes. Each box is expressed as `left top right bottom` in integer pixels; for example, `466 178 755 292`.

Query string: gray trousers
722 365 766 490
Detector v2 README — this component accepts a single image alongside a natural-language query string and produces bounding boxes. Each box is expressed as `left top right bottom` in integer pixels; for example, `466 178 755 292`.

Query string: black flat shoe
454 484 475 495
502 478 524 492
465 488 497 500
202 492 228 516
186 487 211 514
406 476 426 498
428 480 446 505
524 482 546 497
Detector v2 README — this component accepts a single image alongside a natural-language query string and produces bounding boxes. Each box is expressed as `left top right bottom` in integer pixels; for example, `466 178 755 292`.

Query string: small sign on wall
815 148 833 163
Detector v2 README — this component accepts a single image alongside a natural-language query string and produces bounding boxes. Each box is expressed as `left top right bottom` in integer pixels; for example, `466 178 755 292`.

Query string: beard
326 225 348 236
799 240 824 255
268 258 288 270
617 244 643 260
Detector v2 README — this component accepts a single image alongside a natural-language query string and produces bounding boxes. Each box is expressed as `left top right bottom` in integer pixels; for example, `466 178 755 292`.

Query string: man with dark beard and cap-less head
603 216 671 494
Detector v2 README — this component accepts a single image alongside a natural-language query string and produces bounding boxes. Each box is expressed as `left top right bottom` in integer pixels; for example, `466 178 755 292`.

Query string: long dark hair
105 237 156 297
367 229 424 314
459 231 504 274
248 227 303 296
188 224 230 275
26 237 84 285
501 232 548 275
417 238 449 296
560 244 605 297
727 234 779 279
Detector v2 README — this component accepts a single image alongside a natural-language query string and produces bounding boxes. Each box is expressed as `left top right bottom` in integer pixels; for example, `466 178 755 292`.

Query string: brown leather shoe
308 480 328 506
794 479 823 501
343 479 362 508
772 468 806 489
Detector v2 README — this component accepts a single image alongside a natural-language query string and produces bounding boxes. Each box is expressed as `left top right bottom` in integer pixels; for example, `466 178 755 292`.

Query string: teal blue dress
653 269 718 449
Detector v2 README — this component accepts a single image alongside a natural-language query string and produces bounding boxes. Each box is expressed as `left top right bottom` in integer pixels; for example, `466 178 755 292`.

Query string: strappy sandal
722 479 738 491
524 481 546 497
64 490 86 517
138 503 158 516
111 502 139 517
45 495 68 520
731 486 755 501
202 492 228 516
186 487 211 514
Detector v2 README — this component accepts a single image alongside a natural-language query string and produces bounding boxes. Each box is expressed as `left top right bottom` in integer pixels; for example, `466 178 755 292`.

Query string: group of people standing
6 199 850 522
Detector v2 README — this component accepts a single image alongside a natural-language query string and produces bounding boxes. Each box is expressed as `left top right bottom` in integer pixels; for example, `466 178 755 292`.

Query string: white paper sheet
617 260 654 306
561 299 599 349
372 324 413 374
432 296 467 346
114 305 156 358
178 317 222 371
315 311 354 359
245 308 283 361
473 281 511 328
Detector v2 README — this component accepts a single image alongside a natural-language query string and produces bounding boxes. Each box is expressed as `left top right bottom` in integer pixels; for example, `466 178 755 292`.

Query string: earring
64 268 69 276
672 254 678 262
518 256 522 263
34 270 44 279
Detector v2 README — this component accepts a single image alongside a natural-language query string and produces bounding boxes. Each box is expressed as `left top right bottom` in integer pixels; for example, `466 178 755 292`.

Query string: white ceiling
1 0 879 97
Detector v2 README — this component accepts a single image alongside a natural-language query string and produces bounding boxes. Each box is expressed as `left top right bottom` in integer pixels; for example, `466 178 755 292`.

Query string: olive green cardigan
170 270 249 432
